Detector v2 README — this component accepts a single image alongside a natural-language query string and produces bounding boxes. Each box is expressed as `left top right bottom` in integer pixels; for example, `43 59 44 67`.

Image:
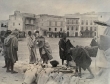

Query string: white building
8 11 38 32
37 14 65 37
65 13 98 37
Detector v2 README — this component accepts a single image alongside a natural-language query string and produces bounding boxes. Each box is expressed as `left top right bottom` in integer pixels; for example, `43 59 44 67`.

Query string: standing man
2 30 12 68
4 31 19 73
27 31 37 64
59 33 74 66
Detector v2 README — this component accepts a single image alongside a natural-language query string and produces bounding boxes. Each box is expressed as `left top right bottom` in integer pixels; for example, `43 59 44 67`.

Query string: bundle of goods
85 46 98 57
22 64 90 84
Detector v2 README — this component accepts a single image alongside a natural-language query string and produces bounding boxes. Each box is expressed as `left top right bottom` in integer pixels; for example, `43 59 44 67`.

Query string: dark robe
39 41 53 61
27 36 37 64
59 39 74 61
70 47 92 70
4 35 18 63
90 39 98 47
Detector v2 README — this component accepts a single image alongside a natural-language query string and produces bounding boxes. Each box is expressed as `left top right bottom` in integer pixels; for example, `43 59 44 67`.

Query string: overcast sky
0 0 110 20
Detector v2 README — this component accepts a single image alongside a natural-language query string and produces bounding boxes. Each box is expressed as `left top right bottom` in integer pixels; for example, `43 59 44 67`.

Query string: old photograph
0 0 110 84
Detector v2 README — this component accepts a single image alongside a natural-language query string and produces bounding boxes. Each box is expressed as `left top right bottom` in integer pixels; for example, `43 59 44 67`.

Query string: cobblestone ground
0 37 96 84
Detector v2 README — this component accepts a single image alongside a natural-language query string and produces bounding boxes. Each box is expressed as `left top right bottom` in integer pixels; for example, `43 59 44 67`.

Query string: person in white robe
27 31 38 64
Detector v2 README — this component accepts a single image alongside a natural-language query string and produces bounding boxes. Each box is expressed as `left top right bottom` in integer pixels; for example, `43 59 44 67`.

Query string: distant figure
59 33 74 66
34 30 44 62
4 31 19 73
27 31 37 64
2 30 12 68
90 36 98 47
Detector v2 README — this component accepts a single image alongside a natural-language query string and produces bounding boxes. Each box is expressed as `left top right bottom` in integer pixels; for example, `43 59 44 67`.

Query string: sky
0 0 110 20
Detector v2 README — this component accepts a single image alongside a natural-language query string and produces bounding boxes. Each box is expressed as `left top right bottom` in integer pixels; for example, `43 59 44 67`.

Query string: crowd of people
1 27 109 82
27 30 53 65
0 29 97 78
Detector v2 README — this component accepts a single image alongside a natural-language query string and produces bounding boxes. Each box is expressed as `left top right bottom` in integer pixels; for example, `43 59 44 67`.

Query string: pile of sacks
85 46 98 57
22 64 90 84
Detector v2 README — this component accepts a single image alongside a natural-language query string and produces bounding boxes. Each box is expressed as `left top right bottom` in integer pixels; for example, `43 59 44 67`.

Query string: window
76 20 78 24
81 27 83 30
55 28 57 31
49 28 51 31
31 20 34 24
61 22 63 26
71 26 73 30
86 20 88 25
13 22 15 26
49 21 51 26
90 27 92 31
86 27 88 30
81 20 84 25
76 26 78 31
94 32 96 36
4 25 6 27
67 20 69 24
60 28 62 31
1 23 3 27
67 27 69 30
55 22 57 26
90 21 92 25
72 20 73 24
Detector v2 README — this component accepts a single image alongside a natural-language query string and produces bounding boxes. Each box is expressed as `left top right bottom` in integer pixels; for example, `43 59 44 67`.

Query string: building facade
8 11 38 33
65 14 80 37
8 11 110 38
80 14 98 37
37 14 65 37
65 13 98 37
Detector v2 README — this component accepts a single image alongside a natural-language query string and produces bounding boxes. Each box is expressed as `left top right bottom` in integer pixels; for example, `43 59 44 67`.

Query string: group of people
1 30 19 73
27 30 53 65
58 33 98 78
1 23 110 83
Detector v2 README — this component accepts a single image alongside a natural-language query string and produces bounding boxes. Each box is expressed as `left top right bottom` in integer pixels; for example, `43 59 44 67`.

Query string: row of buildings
0 11 110 37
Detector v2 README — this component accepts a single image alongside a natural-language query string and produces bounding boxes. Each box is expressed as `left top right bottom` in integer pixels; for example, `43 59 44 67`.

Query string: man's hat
50 60 59 67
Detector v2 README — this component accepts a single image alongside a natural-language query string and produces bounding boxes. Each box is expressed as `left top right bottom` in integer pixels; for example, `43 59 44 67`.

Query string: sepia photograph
0 0 110 84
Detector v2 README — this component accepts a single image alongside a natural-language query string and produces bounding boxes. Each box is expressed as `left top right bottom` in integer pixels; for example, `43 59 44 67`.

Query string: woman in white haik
89 20 110 84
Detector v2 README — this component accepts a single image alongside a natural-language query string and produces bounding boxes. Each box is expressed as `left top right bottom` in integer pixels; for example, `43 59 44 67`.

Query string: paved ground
0 37 96 84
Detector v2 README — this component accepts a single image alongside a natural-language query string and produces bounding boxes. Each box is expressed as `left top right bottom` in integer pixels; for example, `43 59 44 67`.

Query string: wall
8 15 23 31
